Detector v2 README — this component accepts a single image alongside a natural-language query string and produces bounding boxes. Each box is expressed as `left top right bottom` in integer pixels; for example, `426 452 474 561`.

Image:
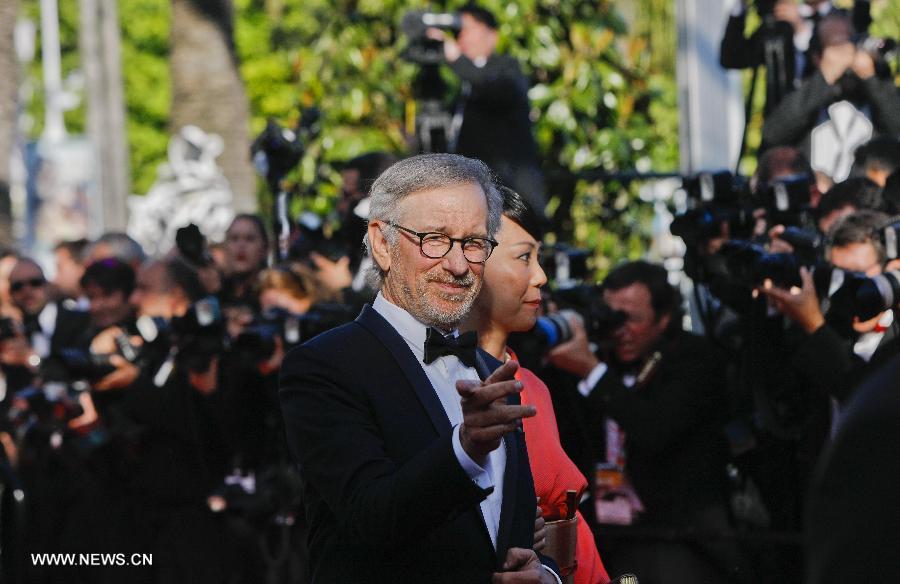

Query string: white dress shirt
31 302 58 358
372 292 506 549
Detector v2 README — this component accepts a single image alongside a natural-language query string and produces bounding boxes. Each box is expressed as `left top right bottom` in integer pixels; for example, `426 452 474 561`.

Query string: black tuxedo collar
357 305 526 561
355 304 453 436
472 350 523 564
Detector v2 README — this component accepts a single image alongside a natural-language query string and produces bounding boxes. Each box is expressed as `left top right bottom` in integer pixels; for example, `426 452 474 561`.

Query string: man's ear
655 312 671 335
367 221 392 274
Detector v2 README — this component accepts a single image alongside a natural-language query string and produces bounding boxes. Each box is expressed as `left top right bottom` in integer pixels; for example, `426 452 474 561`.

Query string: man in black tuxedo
1 257 90 390
279 153 560 583
430 4 545 212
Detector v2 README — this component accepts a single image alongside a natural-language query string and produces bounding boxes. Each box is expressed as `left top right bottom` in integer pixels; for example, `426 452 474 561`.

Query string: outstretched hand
457 360 535 462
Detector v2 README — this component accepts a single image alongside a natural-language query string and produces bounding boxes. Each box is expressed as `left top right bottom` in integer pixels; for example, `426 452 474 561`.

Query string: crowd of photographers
0 1 896 582
0 208 377 582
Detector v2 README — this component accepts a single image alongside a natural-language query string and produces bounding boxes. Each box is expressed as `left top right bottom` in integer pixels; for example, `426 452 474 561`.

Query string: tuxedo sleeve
279 343 491 551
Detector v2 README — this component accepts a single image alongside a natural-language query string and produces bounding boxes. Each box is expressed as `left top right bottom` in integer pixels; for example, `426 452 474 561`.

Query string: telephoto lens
533 311 577 349
855 271 900 321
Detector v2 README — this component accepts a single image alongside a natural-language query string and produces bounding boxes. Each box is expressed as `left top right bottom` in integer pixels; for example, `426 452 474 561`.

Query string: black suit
279 304 539 583
806 354 900 583
791 317 900 405
1 303 91 392
580 330 742 583
450 54 545 210
720 13 798 115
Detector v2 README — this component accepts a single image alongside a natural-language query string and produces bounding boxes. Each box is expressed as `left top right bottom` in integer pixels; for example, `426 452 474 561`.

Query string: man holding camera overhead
761 11 900 182
428 3 546 213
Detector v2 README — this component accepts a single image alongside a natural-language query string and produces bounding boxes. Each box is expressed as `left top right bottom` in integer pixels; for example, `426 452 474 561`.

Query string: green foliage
232 0 681 277
19 0 679 274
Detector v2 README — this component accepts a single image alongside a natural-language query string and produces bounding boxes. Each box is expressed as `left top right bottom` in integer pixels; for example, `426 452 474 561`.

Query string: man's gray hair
363 154 502 287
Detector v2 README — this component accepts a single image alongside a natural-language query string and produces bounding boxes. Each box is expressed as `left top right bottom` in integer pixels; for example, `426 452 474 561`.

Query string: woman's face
478 216 547 334
225 218 267 276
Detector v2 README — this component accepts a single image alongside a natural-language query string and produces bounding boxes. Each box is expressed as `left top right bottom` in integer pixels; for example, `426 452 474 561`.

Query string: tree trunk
0 0 18 247
169 0 256 212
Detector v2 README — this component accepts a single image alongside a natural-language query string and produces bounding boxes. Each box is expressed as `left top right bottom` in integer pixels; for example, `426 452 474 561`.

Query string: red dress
512 351 610 584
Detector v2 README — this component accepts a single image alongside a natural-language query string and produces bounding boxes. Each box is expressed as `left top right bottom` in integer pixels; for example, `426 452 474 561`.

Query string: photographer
547 261 740 584
762 210 899 406
721 0 836 114
428 3 546 211
88 257 235 583
761 12 900 182
1 258 90 392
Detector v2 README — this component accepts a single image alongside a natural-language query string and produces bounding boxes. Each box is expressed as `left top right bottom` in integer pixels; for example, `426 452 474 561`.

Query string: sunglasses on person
10 278 46 293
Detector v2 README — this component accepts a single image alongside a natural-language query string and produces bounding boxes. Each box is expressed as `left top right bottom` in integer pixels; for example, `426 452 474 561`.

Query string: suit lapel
355 304 452 437
476 350 523 562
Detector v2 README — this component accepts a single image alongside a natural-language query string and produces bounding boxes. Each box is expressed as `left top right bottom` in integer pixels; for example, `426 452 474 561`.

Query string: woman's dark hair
498 185 543 241
80 257 136 297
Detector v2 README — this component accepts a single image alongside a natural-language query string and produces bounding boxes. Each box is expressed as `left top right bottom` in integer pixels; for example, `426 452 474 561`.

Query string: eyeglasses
386 221 498 264
10 278 46 293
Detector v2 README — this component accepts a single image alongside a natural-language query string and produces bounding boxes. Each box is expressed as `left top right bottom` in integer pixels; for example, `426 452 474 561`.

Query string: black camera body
232 304 357 366
400 11 462 65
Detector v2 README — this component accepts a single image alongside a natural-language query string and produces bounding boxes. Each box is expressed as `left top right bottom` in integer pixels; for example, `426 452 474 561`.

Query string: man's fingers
464 406 536 435
800 266 815 290
458 378 524 406
759 285 791 303
484 359 519 385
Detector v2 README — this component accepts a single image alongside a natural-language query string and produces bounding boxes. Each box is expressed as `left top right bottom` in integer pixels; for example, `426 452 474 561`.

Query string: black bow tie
423 328 478 368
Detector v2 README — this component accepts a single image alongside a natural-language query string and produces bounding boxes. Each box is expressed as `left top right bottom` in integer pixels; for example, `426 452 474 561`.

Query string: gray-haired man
280 153 559 583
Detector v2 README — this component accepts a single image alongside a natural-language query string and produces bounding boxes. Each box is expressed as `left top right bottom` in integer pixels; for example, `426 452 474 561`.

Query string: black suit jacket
806 354 900 584
279 304 538 583
451 54 539 172
583 330 730 527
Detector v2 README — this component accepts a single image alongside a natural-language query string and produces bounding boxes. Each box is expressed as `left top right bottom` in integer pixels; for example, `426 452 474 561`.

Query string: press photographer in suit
279 154 560 583
428 4 546 212
547 261 744 584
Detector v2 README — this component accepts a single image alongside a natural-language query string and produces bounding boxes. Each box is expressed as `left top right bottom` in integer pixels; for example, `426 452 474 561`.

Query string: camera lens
534 313 574 349
855 270 900 321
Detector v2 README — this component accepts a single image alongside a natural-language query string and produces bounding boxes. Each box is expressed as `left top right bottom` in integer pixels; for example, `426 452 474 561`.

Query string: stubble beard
386 248 481 330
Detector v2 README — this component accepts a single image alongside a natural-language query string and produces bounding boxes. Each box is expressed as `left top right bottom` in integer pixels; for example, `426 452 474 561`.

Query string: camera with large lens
670 171 756 283
757 175 815 230
527 286 628 351
232 304 357 367
7 381 89 433
400 11 462 65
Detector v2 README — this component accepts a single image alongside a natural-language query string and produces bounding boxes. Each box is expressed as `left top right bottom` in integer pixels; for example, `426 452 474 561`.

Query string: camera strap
153 349 177 388
635 351 663 388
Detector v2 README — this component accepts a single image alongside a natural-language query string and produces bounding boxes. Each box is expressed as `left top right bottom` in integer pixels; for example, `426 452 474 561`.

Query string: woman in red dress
465 186 609 584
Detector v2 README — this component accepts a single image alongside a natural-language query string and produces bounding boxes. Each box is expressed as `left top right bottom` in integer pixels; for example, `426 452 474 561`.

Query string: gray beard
384 252 479 330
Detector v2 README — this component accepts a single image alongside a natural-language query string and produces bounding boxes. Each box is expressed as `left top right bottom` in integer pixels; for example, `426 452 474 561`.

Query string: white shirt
31 302 58 358
372 292 506 549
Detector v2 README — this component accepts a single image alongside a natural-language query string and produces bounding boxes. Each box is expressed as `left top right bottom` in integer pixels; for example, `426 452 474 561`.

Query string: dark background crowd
0 1 898 583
